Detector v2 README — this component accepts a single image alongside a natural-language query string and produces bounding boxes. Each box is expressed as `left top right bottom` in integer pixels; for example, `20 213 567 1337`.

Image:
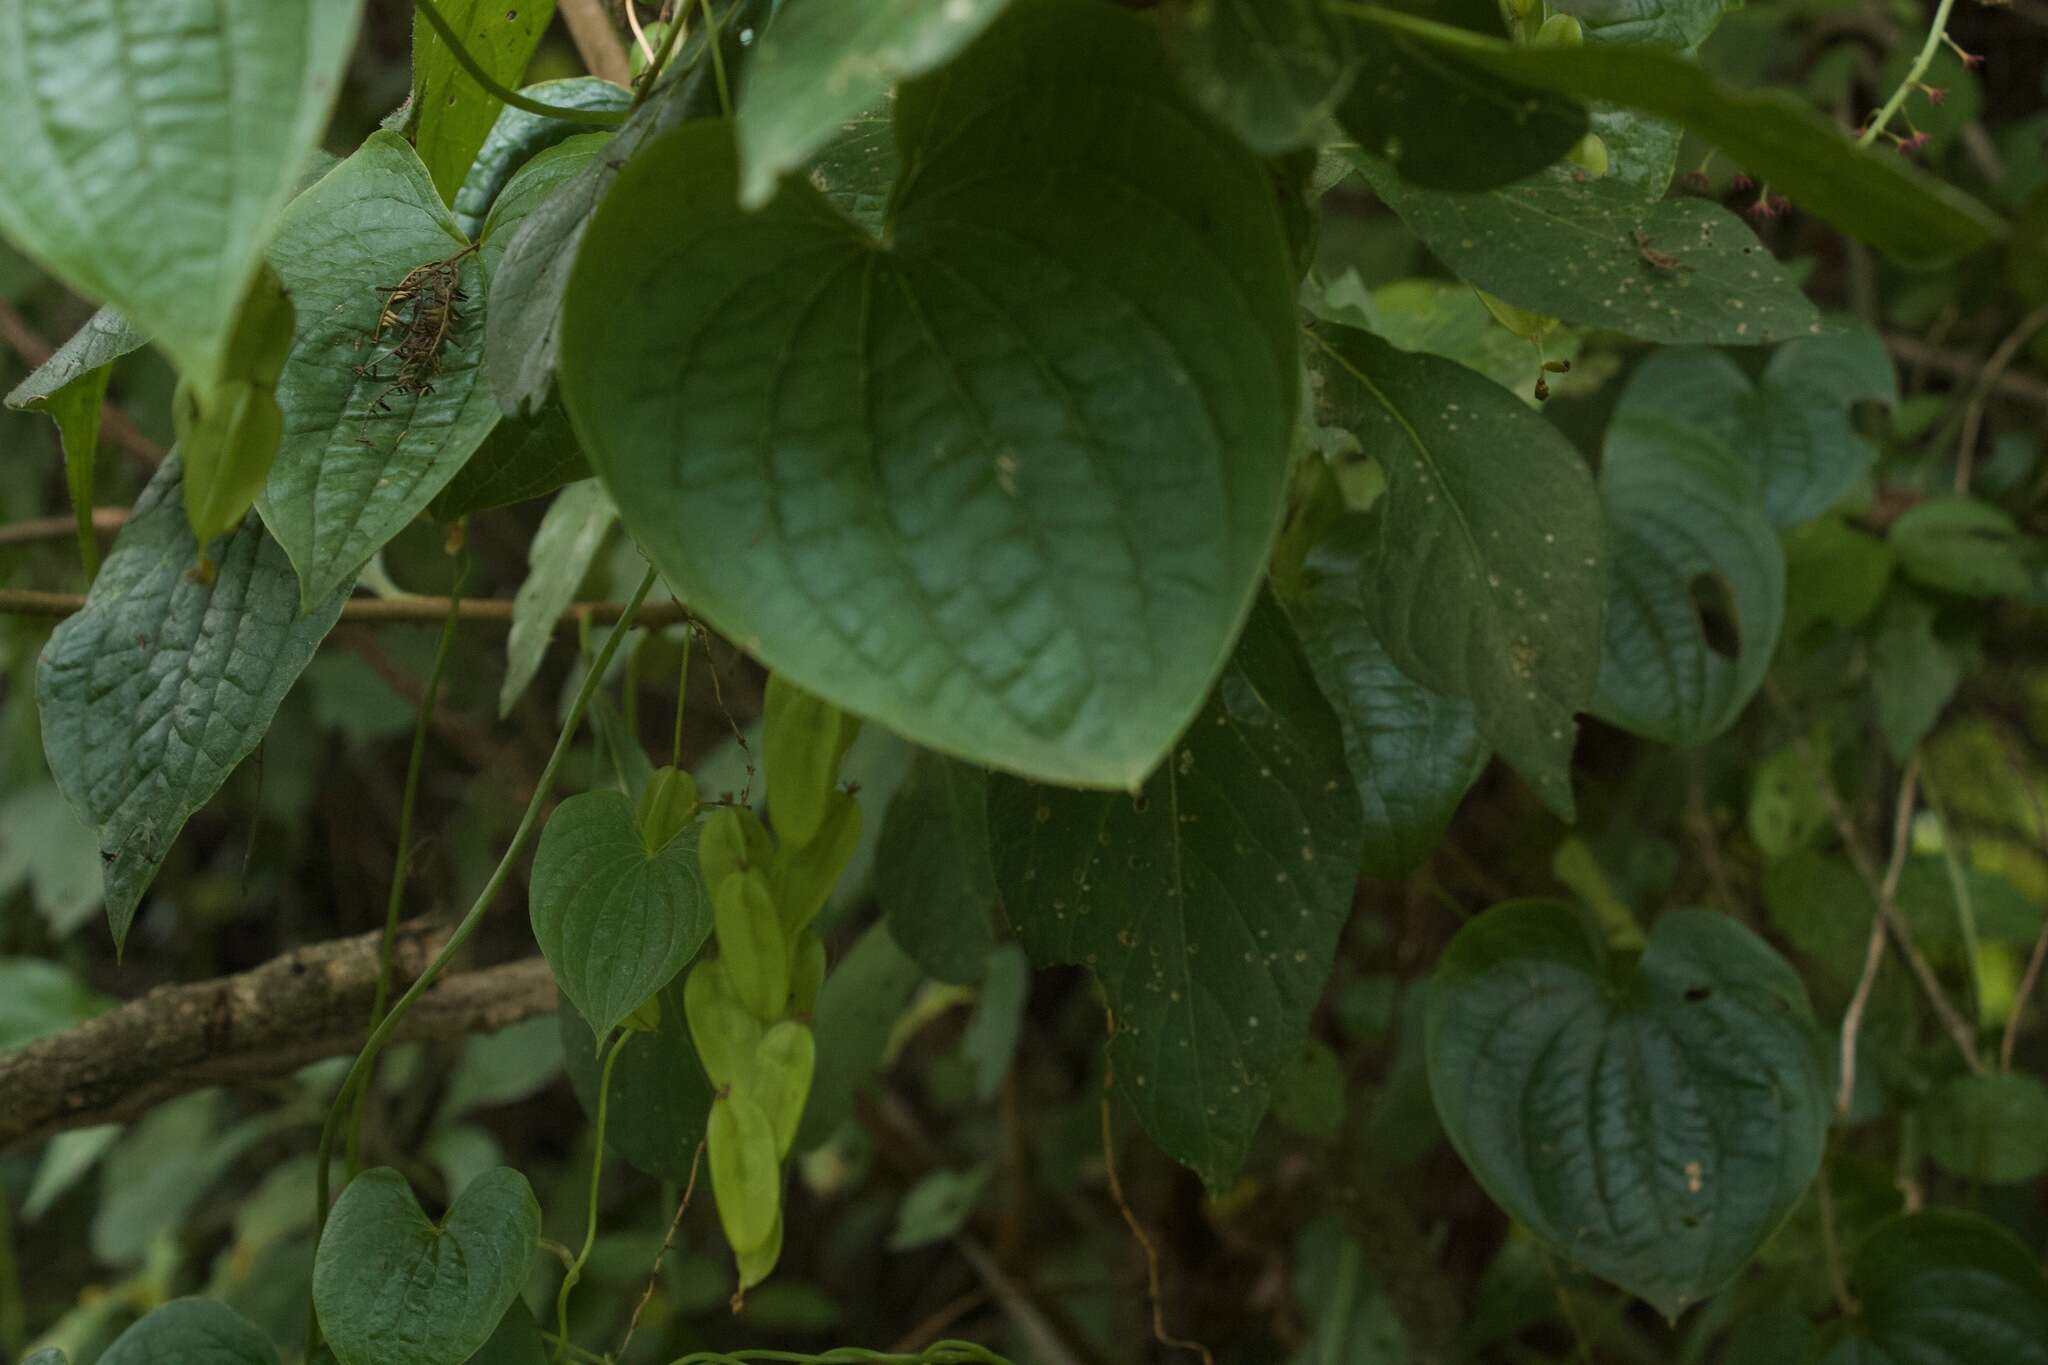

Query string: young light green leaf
1427 903 1830 1317
313 1166 541 1365
887 1166 992 1251
259 131 499 607
500 481 616 716
177 263 295 553
989 593 1363 1187
684 958 765 1091
410 0 559 204
737 1020 817 1159
715 870 791 1022
1889 496 2033 598
1162 0 1357 155
37 455 348 949
1307 322 1604 819
1921 1073 2048 1185
762 672 857 848
99 1298 279 1365
1287 514 1489 880
1591 416 1783 745
0 1 361 390
561 0 1299 788
530 790 711 1043
734 0 1014 208
560 975 715 1183
709 1094 782 1254
455 78 633 239
877 750 999 984
1824 1212 2048 1364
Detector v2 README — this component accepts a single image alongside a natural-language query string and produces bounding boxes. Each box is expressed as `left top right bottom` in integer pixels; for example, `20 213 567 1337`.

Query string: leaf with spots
1306 321 1604 820
1427 903 1830 1318
1352 157 1826 347
988 593 1363 1187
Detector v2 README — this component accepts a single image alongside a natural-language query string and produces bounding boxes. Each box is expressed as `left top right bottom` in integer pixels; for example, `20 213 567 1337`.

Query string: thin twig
0 507 127 547
619 1139 705 1359
1882 334 2048 408
1815 1164 1858 1316
1837 756 1920 1117
0 585 692 628
1856 0 1958 149
1955 302 2048 493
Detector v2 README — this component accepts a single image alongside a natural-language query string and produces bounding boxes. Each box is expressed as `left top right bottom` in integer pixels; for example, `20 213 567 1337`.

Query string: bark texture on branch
0 921 556 1150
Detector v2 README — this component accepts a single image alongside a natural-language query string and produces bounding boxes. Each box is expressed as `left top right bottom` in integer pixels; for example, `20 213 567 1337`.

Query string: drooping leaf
1612 329 1897 526
793 922 924 1152
1427 903 1830 1317
1288 1216 1410 1365
500 480 616 716
888 1166 992 1251
454 77 630 238
989 594 1363 1187
959 943 1031 1100
1888 496 2033 599
1343 5 2006 265
410 0 559 204
733 0 1014 208
3 307 144 580
877 750 999 984
1306 321 1604 819
562 1 1299 788
560 975 715 1183
1821 1212 2048 1364
177 262 296 552
313 1166 540 1365
99 1298 280 1365
0 0 361 389
1920 1073 2048 1185
428 397 591 520
258 131 499 608
1162 0 1357 155
4 308 149 411
1353 157 1826 347
1591 415 1784 745
37 454 348 948
1871 597 1960 761
530 791 711 1042
1287 514 1488 879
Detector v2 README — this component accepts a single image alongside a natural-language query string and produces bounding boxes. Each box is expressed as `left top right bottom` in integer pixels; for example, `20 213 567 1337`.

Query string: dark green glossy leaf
1612 330 1896 526
807 106 898 235
877 750 998 984
0 1 361 389
428 396 591 520
562 1 1299 788
1889 497 2033 598
1822 1212 2048 1364
410 0 558 204
313 1166 540 1365
989 594 1363 1187
259 131 498 608
499 480 616 716
467 1301 546 1365
100 1298 279 1365
1591 415 1783 745
1921 1073 2048 1184
37 454 348 948
1353 157 1826 347
561 976 715 1183
1307 322 1604 819
733 0 1013 207
531 790 711 1043
794 922 923 1152
1288 514 1487 879
1427 903 1830 1316
454 77 631 239
1163 0 1357 155
960 943 1030 1100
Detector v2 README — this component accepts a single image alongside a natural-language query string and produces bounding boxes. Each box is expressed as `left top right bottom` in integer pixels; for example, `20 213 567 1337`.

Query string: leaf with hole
1427 903 1830 1317
560 0 1298 788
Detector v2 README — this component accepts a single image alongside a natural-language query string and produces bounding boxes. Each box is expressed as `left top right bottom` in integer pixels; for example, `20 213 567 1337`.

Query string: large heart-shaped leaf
313 1166 541 1365
1821 1212 2048 1364
37 454 349 949
989 594 1363 1186
561 0 1298 788
99 1297 279 1365
1591 415 1783 745
1306 321 1604 819
258 131 501 608
530 790 711 1042
0 0 361 390
1426 903 1829 1317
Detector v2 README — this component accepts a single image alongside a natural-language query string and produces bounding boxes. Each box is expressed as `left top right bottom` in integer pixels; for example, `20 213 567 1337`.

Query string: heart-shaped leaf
1822 1212 2048 1364
313 1166 540 1365
560 0 1299 788
561 976 715 1183
99 1297 279 1365
1426 903 1829 1317
531 790 711 1043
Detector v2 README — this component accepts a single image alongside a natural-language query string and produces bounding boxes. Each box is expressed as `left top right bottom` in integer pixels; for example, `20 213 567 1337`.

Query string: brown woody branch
0 921 555 1150
0 587 692 630
558 0 633 84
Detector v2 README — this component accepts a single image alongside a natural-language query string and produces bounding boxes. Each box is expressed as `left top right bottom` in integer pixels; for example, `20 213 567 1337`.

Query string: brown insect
1631 227 1691 274
354 245 476 413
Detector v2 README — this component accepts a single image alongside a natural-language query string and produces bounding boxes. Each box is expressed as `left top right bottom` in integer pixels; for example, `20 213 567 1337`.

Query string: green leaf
467 1301 547 1365
313 1166 540 1365
1333 276 1584 405
1306 322 1604 819
1591 415 1783 745
37 454 348 949
1921 1073 2048 1184
1352 157 1826 347
562 2 1299 789
0 1 361 389
531 790 712 1042
2 308 142 581
887 1166 992 1251
794 922 924 1152
1287 514 1487 879
500 481 616 716
1269 1038 1347 1139
100 1298 279 1365
1889 496 2033 599
0 958 105 1053
454 77 630 238
1342 5 2005 265
1613 330 1896 527
1426 903 1830 1317
428 397 592 520
988 593 1363 1187
1871 598 1960 761
178 262 296 551
560 975 715 1183
410 0 559 204
1783 517 1893 635
733 0 1015 208
877 750 998 984
259 131 500 608
1556 0 1737 49
0 786 104 937
4 308 148 411
807 106 899 235
1822 1212 2048 1365
959 943 1031 1100
1288 1216 1409 1365
1163 0 1357 155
